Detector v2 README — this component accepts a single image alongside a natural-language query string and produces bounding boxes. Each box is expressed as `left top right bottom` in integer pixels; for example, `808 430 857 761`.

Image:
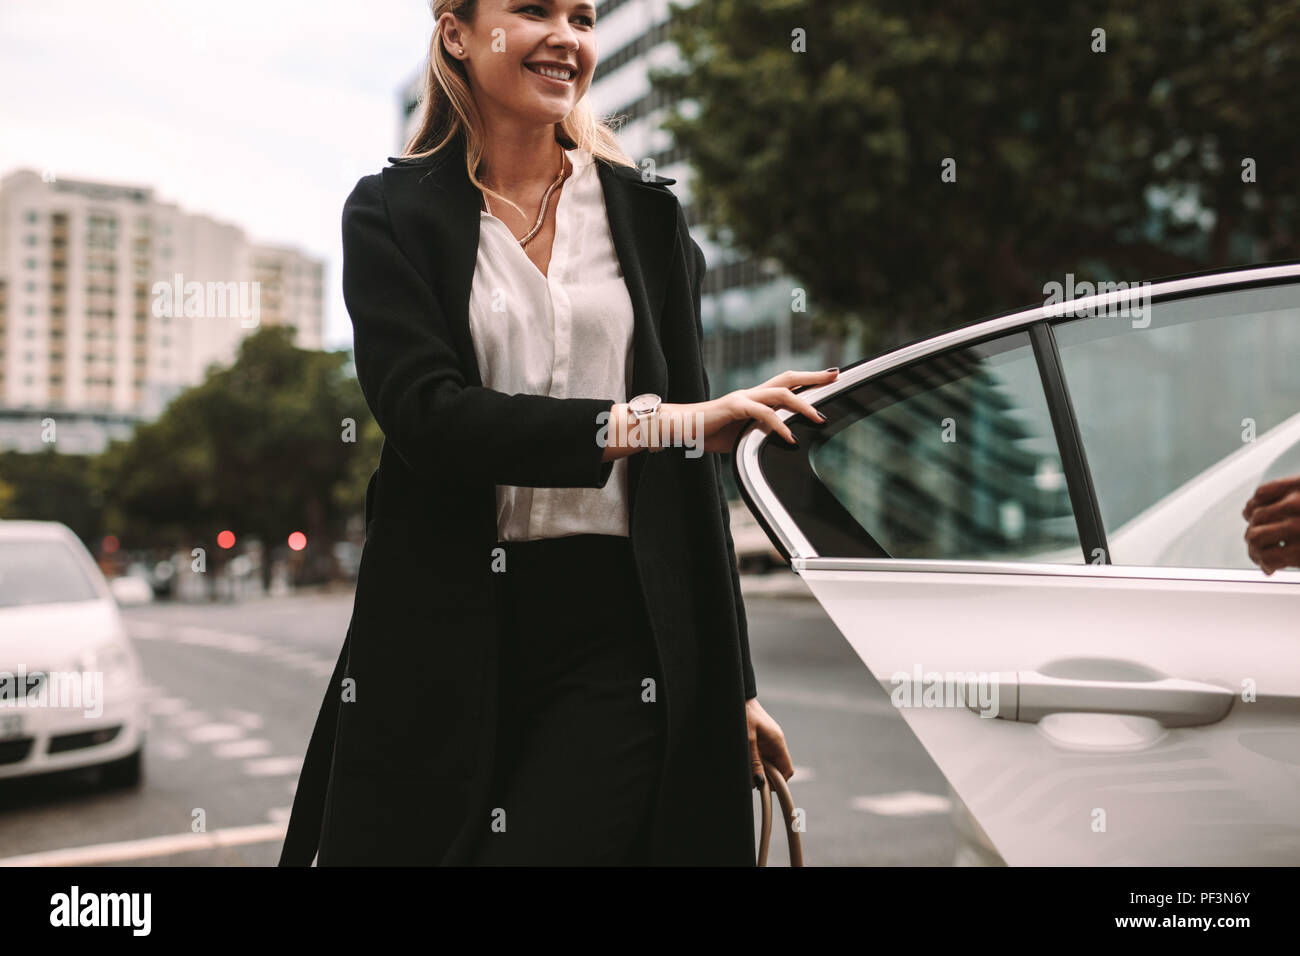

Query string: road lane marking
131 621 334 679
176 627 265 654
242 756 302 777
223 709 264 730
0 823 287 866
146 697 189 715
185 723 245 743
851 790 952 816
213 738 272 759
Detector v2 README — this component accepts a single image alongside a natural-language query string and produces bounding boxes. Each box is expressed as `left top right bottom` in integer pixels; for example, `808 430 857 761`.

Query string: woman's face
445 1 598 130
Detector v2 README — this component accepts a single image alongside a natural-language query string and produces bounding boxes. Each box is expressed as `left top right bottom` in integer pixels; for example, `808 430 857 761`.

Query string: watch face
629 393 660 415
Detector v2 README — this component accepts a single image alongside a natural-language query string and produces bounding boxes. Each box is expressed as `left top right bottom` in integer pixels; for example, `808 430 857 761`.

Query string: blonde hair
401 0 639 219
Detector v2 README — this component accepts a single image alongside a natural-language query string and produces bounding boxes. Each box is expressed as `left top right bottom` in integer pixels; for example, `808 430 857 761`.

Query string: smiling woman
279 0 817 869
406 0 608 227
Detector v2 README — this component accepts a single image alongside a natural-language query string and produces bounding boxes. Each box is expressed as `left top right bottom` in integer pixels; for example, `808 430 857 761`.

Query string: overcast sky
0 0 437 351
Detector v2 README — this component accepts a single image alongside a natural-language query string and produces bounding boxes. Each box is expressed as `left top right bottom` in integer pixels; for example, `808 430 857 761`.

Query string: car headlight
70 643 134 687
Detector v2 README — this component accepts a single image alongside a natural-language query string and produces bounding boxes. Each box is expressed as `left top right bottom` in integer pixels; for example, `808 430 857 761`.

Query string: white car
735 260 1300 865
0 521 147 787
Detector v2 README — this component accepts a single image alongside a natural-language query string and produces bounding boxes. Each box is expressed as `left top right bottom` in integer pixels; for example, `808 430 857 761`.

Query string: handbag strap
756 758 804 866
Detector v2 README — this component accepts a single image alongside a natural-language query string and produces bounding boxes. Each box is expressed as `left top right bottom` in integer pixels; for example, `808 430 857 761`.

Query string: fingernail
816 411 827 422
753 774 765 789
824 367 839 373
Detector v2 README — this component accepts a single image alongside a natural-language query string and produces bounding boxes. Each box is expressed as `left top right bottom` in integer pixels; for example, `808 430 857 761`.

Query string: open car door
734 263 1300 865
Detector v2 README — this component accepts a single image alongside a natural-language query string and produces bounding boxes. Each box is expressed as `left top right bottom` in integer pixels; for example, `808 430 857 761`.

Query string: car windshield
0 539 101 608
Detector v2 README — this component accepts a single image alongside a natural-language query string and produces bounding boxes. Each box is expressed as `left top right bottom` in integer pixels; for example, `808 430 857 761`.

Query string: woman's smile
524 61 577 88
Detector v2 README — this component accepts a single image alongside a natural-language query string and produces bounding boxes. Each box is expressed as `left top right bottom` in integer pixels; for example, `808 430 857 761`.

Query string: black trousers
467 533 667 866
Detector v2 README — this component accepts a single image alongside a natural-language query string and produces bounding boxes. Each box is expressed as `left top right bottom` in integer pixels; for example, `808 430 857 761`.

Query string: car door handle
968 671 1235 727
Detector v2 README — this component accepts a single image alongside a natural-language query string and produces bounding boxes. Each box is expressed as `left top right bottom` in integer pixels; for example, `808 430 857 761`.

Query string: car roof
0 519 77 541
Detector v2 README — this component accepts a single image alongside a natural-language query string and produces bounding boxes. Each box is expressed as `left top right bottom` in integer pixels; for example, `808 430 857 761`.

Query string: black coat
279 129 758 866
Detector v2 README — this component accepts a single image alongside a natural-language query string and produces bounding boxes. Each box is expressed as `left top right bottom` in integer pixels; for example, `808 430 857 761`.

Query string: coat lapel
379 134 677 408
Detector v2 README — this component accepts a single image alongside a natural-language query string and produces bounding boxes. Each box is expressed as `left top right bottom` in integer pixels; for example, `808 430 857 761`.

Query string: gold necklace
483 144 569 247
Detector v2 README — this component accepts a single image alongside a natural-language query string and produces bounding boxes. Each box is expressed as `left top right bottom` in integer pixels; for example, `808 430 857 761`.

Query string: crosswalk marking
184 723 244 743
242 756 302 777
212 738 272 759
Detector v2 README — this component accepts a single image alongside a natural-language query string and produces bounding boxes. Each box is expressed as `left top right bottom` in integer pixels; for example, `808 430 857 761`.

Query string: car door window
1053 282 1300 569
779 330 1081 561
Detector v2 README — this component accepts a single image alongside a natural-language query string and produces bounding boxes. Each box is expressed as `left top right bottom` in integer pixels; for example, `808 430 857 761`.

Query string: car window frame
735 261 1300 584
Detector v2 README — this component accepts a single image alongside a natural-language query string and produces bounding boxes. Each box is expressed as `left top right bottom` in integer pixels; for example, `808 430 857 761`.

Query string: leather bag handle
756 758 804 867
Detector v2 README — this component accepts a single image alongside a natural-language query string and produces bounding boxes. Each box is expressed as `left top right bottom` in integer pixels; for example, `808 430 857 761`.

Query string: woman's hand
659 368 840 455
746 697 793 790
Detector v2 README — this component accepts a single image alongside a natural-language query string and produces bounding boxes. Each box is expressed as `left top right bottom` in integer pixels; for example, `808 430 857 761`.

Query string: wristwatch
628 392 663 451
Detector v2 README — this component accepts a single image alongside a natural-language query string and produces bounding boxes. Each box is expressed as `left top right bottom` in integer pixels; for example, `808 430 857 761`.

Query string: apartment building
0 169 324 453
249 244 325 351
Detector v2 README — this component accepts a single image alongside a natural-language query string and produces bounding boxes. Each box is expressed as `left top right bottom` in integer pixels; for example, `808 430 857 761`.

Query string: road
0 579 957 866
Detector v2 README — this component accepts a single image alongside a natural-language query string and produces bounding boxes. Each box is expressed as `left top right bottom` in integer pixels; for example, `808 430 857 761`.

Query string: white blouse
468 146 635 542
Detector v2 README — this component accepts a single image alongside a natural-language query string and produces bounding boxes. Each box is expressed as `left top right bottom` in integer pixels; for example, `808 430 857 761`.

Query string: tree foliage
93 326 372 582
656 0 1300 355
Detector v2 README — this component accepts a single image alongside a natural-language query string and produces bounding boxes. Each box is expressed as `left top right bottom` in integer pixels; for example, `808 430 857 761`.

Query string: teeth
528 64 574 80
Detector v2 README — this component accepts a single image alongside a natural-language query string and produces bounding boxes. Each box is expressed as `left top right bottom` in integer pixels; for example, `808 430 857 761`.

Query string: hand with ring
1242 475 1300 574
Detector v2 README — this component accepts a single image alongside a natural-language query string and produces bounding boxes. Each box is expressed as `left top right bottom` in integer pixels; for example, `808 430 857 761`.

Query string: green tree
0 448 102 542
97 326 371 592
658 0 1300 355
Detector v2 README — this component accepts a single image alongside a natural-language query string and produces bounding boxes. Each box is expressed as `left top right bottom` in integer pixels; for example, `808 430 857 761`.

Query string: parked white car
0 521 147 787
735 261 1300 865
